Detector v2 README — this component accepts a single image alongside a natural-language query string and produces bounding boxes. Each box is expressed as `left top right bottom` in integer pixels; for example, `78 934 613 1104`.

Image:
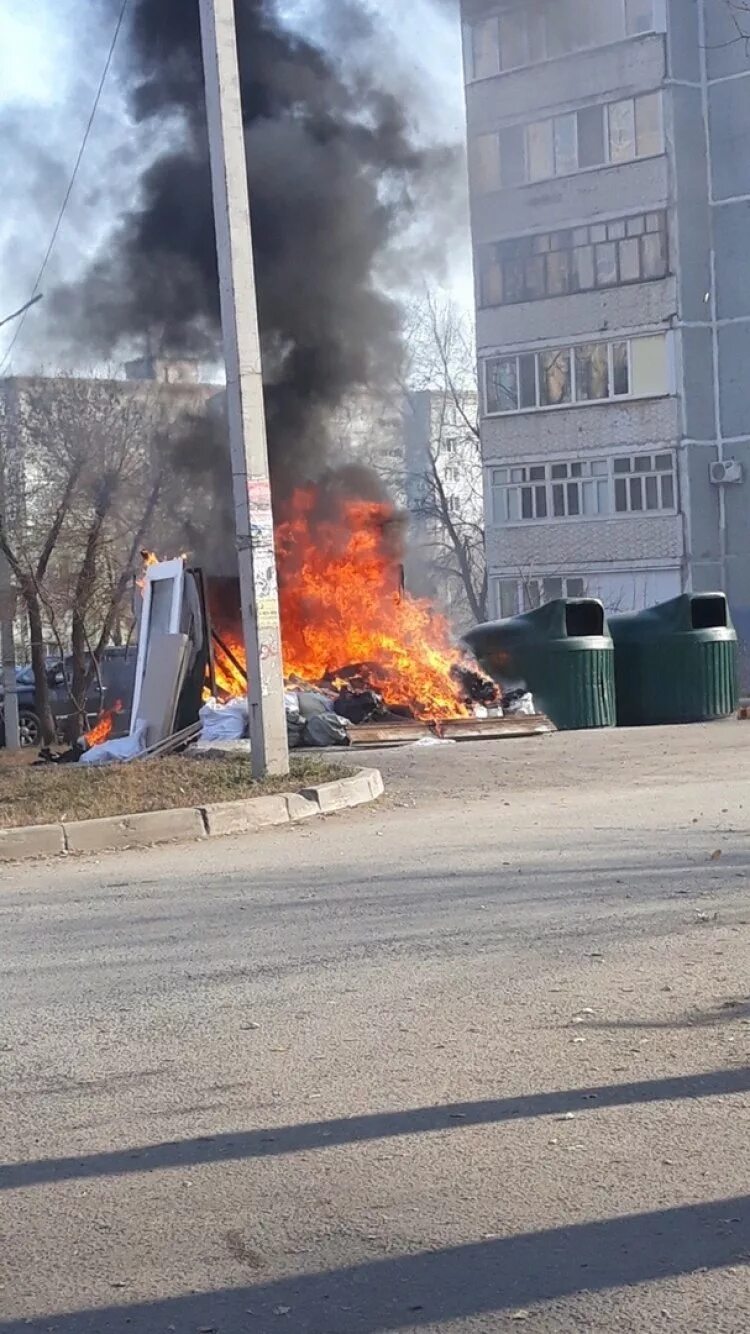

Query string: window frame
464 0 660 84
483 334 671 418
490 451 678 527
477 211 669 309
493 574 589 619
470 92 664 196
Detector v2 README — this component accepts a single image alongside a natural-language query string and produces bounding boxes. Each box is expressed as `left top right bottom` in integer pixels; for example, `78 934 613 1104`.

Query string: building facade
462 0 750 658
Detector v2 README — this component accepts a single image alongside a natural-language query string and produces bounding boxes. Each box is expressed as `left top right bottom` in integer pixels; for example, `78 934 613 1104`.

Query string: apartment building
462 0 750 662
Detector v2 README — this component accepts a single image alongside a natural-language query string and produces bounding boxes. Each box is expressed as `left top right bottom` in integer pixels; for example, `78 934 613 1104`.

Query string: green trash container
609 592 739 726
463 599 616 731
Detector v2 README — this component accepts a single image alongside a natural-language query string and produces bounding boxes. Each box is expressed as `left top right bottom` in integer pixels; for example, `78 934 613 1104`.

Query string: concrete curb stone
64 807 207 855
0 823 66 862
0 769 384 863
202 794 290 837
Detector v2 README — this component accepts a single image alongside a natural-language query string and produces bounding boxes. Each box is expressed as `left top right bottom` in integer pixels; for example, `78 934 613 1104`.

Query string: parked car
0 647 137 747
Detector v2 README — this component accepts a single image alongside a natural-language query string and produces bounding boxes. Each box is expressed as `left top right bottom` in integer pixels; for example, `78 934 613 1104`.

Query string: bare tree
401 294 488 627
721 0 750 46
0 375 167 742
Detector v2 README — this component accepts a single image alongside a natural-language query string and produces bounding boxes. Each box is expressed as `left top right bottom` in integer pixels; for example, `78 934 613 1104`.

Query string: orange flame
275 487 469 720
136 551 160 592
212 634 248 699
84 700 123 748
156 487 477 720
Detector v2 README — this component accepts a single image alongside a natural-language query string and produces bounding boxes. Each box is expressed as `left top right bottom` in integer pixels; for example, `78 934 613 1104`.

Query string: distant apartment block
462 0 750 665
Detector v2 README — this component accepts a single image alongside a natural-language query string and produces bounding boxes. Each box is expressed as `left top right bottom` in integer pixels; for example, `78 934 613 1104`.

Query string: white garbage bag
80 721 149 766
199 696 249 742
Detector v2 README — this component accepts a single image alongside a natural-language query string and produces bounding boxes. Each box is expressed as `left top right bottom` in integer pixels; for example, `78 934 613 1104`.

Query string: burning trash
206 478 501 733
83 700 124 749
71 476 538 768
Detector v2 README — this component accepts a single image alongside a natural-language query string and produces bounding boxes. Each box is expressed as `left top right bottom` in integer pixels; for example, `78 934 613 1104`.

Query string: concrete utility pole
0 568 19 752
198 0 289 778
0 447 19 751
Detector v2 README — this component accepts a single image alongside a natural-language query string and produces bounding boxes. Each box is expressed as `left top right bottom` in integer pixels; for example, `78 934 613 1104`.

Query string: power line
0 294 44 333
0 0 129 377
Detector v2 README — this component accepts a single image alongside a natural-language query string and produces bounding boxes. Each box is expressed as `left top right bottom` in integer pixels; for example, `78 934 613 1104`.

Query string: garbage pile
49 558 538 766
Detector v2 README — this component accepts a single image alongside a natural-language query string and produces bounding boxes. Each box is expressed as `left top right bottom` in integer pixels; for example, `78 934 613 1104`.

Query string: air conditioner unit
709 460 744 485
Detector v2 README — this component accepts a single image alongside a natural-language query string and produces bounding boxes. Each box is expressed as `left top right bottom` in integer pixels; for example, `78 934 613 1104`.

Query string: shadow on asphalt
586 998 750 1031
2 1067 748 1191
1 1194 747 1332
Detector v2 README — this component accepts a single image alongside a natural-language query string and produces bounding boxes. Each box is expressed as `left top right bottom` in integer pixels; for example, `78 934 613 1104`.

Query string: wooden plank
437 716 554 740
347 721 430 745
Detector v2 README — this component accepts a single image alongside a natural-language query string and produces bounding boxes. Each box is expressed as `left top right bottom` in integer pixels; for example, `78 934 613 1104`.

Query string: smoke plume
54 0 460 498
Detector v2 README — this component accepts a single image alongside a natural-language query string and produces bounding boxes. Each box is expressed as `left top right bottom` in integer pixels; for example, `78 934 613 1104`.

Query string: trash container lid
610 593 735 643
465 598 612 653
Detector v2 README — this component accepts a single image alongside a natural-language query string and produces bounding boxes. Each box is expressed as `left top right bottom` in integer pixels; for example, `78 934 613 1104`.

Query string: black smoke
54 0 459 497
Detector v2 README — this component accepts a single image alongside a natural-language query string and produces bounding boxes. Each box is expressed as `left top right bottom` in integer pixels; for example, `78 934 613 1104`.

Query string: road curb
0 768 384 863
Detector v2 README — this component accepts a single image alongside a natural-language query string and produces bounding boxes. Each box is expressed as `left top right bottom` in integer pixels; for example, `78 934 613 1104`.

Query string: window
626 0 655 35
577 104 606 168
613 453 676 512
486 357 518 414
540 349 571 406
634 92 663 157
527 119 554 182
484 334 669 415
478 211 668 308
499 8 528 69
470 94 663 194
491 452 676 525
499 125 526 188
467 18 500 80
553 113 578 175
465 1 658 83
471 134 501 193
495 575 588 618
575 343 610 401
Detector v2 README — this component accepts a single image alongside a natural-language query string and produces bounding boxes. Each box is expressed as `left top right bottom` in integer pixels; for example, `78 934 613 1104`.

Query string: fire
136 551 160 592
275 486 470 720
153 486 483 721
84 700 123 748
212 633 248 698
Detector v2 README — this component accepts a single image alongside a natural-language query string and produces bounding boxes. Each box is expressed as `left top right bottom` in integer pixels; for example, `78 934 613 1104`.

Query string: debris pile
49 482 546 767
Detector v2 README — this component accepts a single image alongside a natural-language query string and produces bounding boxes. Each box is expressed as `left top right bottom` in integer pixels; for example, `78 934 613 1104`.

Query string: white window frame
477 210 669 309
493 575 588 619
464 0 664 84
489 451 678 527
470 92 663 195
483 333 671 418
131 558 185 732
612 452 678 515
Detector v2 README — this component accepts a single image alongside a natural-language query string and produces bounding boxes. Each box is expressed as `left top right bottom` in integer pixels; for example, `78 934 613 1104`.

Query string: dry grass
0 752 348 829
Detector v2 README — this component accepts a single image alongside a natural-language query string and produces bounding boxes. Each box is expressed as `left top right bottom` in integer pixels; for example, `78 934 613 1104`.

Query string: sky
0 0 472 373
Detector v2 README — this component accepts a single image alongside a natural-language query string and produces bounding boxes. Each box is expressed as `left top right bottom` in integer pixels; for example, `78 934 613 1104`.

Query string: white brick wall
470 155 669 245
485 513 685 567
477 278 677 353
481 398 682 461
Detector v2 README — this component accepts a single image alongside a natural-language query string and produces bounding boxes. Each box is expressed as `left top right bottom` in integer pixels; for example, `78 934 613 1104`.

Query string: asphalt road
1 723 749 1333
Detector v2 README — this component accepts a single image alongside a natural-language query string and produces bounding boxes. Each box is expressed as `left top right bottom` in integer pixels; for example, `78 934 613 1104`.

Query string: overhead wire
0 0 129 376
